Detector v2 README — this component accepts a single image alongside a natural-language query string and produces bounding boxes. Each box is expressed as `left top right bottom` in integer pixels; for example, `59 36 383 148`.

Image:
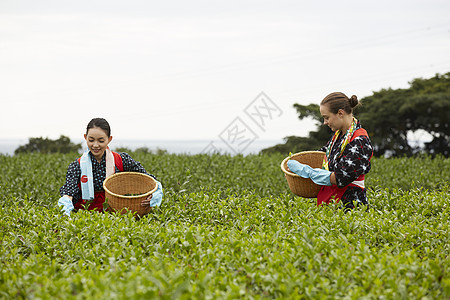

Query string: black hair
86 118 111 137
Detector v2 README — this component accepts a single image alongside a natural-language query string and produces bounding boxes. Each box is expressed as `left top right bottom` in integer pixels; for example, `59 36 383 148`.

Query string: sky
1 0 449 152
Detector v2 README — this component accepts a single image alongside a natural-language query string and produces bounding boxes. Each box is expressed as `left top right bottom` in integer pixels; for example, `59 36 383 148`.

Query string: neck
340 115 354 132
90 151 104 163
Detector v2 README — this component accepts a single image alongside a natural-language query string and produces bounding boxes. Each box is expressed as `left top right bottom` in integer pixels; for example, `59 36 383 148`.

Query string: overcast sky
1 0 449 146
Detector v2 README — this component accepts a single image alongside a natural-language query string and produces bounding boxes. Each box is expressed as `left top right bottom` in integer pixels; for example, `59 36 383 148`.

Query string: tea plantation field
1 153 449 299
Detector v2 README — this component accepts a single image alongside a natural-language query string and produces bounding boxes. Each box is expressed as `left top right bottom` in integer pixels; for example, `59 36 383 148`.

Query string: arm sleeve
334 135 373 188
120 152 157 180
59 161 81 202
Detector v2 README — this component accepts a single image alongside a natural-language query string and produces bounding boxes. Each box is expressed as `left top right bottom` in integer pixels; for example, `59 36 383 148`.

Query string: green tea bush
0 153 449 298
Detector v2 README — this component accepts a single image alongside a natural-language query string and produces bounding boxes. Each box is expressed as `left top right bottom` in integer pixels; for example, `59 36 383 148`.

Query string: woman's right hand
287 160 312 178
58 195 74 217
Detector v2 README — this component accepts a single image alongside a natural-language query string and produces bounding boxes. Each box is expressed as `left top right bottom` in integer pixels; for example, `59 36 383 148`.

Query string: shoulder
69 159 81 169
346 132 373 156
351 127 367 137
351 132 372 145
350 125 370 141
65 159 81 175
349 132 372 145
110 151 132 160
118 152 140 165
118 152 133 160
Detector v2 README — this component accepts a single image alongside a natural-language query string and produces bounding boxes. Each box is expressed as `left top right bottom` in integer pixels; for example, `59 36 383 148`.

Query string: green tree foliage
358 73 450 157
14 135 82 155
262 72 450 157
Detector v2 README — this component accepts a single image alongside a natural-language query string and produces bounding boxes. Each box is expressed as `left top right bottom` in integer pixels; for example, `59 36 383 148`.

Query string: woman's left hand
141 194 153 206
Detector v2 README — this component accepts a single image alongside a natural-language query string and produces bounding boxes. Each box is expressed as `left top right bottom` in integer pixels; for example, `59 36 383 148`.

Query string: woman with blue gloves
287 92 373 211
58 118 163 216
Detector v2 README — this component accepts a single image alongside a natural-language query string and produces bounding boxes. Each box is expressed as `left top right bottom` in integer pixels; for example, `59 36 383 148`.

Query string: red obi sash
317 128 372 206
74 151 123 211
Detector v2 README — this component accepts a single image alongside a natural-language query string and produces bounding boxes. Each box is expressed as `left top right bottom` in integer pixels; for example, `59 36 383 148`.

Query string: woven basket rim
280 151 325 178
103 172 158 199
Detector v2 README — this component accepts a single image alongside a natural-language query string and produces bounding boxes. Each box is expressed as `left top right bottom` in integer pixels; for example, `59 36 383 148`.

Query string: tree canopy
261 72 450 157
14 135 82 155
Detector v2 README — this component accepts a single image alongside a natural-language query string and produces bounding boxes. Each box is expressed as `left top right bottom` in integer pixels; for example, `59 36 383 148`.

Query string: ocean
0 138 284 156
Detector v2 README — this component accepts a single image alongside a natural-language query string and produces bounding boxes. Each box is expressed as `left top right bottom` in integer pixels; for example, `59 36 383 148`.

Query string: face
320 105 344 132
84 127 112 160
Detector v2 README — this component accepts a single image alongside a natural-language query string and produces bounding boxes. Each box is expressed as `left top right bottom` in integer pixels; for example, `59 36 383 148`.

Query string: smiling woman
57 118 164 216
85 118 112 161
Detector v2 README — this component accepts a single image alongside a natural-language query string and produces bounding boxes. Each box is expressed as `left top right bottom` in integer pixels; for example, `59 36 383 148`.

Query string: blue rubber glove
287 160 313 178
150 181 163 207
287 160 332 186
309 168 332 186
58 195 74 217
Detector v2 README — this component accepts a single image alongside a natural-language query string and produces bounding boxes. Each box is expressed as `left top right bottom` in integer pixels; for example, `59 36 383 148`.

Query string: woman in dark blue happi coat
288 92 373 211
58 118 163 216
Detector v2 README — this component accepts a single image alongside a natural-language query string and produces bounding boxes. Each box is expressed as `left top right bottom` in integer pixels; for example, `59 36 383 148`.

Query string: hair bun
349 95 359 108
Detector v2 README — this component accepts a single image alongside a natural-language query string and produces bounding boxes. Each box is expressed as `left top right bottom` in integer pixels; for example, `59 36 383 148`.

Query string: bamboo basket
280 151 326 198
103 172 158 217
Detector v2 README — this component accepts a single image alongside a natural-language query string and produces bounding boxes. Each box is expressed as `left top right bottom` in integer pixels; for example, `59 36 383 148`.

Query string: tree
261 72 450 157
14 135 82 154
357 73 450 156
